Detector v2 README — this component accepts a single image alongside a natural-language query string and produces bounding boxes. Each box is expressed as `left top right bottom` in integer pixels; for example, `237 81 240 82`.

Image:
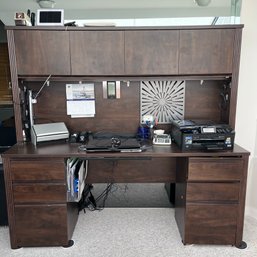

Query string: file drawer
188 158 243 181
11 160 65 181
186 183 240 202
14 204 68 247
13 183 66 203
185 203 237 245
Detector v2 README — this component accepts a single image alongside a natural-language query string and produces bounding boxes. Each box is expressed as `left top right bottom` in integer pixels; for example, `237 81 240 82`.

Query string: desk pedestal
175 157 248 247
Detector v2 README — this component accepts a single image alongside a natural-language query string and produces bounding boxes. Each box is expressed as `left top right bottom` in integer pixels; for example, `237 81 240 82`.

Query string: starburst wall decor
141 80 185 124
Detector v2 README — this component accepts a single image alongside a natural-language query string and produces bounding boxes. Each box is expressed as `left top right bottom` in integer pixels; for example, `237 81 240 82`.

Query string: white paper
66 99 95 116
66 84 95 117
67 158 88 202
78 160 86 200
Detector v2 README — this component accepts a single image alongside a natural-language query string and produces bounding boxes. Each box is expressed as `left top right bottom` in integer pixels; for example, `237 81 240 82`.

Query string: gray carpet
1 209 257 257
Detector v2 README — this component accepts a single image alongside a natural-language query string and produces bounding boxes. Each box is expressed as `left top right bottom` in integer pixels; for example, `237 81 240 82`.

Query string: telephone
153 134 172 145
69 131 89 143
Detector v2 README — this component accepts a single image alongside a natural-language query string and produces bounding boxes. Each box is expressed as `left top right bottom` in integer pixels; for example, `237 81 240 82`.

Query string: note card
66 83 95 118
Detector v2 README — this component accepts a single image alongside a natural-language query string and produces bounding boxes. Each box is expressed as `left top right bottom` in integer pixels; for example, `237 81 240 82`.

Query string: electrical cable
100 183 113 209
33 74 52 100
95 183 114 207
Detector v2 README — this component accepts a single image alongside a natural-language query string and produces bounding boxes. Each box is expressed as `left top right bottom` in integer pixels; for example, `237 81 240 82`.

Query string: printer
171 119 235 151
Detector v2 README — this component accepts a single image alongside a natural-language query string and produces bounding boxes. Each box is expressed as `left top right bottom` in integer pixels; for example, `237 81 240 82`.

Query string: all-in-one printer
171 119 235 151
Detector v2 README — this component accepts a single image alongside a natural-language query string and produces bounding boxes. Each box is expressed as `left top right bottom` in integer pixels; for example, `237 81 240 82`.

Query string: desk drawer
185 203 237 245
14 204 68 247
11 160 65 182
186 183 240 202
188 158 243 181
13 183 66 203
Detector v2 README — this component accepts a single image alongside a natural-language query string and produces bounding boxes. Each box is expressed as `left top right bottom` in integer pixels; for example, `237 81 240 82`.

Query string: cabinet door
179 29 235 74
125 30 179 75
70 31 124 75
14 30 71 75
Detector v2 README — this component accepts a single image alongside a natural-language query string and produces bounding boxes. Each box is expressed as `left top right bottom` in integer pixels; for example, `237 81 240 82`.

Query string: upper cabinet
70 31 125 75
13 30 71 76
179 29 235 75
125 30 179 75
10 27 239 77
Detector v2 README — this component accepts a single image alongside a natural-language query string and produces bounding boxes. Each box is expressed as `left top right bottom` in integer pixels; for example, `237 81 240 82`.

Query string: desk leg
165 183 175 206
236 241 247 249
63 240 74 248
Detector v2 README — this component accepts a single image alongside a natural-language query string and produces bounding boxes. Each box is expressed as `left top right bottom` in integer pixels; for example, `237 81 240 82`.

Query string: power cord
95 183 114 209
78 183 114 212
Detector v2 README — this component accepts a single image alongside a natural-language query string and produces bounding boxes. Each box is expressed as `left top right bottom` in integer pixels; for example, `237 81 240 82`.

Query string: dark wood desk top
2 142 250 159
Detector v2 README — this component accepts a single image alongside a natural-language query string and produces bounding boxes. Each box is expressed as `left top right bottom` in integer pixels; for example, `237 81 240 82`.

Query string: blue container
137 127 150 139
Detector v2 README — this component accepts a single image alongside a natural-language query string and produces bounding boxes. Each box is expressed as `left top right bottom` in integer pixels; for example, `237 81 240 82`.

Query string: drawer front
11 160 65 181
86 158 176 183
188 158 243 181
186 183 240 202
14 204 68 247
185 203 237 245
13 183 66 203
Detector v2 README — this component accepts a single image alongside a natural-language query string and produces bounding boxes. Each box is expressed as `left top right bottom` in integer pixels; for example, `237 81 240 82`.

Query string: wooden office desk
2 142 249 249
3 24 248 249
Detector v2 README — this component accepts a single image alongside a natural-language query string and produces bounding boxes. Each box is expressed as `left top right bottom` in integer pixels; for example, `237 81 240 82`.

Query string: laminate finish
188 158 243 181
14 30 70 75
186 182 240 202
6 26 243 141
3 25 249 249
6 157 76 248
185 204 237 245
10 159 65 181
70 31 124 75
13 183 66 203
14 204 69 247
175 156 245 246
179 29 235 74
6 30 23 142
86 158 176 183
125 30 179 75
6 25 244 31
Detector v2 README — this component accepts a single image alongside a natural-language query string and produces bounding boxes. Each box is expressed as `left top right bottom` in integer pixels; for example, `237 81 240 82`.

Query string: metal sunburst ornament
140 80 185 124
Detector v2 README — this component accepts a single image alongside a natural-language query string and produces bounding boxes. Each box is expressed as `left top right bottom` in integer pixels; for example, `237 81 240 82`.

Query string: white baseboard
245 206 257 221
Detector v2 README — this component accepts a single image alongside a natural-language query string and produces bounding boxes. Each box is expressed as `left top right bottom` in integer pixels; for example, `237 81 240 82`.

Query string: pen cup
137 127 150 139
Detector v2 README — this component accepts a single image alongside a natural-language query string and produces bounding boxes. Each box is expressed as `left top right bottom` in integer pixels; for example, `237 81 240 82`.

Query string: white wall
236 0 257 219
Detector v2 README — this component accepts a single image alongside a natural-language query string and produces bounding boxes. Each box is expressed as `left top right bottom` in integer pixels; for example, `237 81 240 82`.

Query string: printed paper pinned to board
66 84 95 118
